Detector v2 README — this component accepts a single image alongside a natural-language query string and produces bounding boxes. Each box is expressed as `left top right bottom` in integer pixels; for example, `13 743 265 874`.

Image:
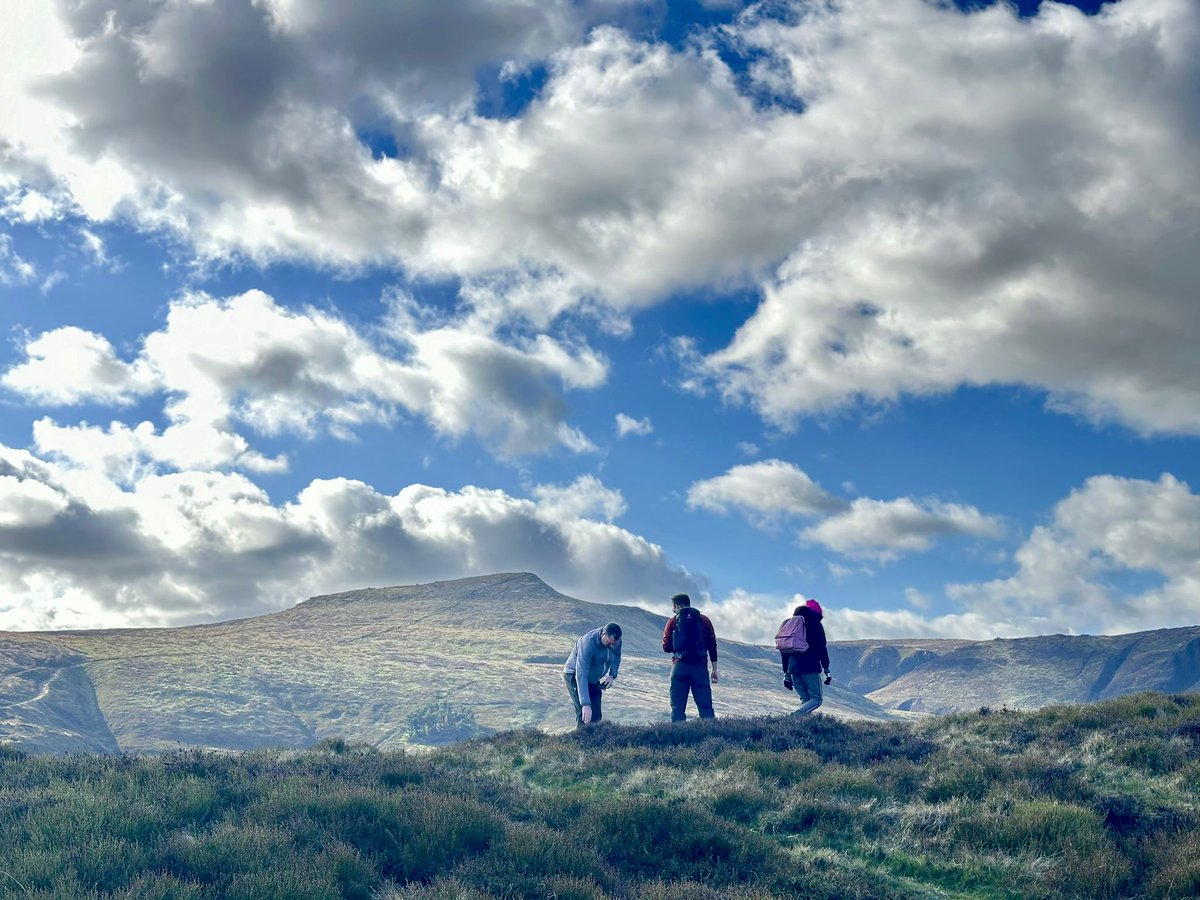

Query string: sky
0 0 1197 645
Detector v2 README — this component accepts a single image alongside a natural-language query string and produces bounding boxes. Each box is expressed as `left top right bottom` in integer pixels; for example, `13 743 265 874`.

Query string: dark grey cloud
0 449 702 630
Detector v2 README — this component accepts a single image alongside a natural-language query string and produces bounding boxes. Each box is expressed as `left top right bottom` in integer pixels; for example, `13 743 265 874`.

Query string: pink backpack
774 615 808 652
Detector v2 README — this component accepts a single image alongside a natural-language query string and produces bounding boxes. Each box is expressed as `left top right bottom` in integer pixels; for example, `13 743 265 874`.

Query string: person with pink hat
782 598 832 715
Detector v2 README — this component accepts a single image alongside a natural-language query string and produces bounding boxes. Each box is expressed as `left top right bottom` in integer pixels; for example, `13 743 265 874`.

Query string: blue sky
1 0 1197 643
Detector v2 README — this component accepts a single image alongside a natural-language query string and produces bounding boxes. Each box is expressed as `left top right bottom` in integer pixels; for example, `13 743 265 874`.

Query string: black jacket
788 607 829 674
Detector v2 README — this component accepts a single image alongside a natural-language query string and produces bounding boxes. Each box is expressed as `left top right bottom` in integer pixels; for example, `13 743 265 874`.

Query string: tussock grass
0 692 1197 898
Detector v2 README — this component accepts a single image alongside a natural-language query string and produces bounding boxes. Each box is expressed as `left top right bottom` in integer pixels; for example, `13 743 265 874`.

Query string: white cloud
2 326 154 405
615 413 653 437
680 584 1023 646
801 497 1005 561
398 317 606 456
689 460 1002 560
697 0 1200 436
31 417 287 482
79 229 116 270
690 588 806 645
4 288 608 471
533 475 626 522
687 459 844 524
1 4 779 302
709 472 1200 642
2 188 58 224
39 271 66 293
0 442 702 630
0 233 37 286
6 1 1196 438
826 607 1014 642
904 586 931 611
0 474 69 527
947 473 1200 635
0 1 77 173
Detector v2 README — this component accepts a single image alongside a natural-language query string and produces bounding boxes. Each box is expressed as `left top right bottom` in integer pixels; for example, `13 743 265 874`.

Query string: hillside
0 573 890 754
830 627 1200 713
2 571 1198 755
0 693 1197 898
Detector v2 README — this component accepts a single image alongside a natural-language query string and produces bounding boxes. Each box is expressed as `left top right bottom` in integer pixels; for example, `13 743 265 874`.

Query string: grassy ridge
1 693 1198 898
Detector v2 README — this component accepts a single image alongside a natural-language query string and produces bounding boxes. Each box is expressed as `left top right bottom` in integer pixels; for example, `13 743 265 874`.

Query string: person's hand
581 705 593 724
710 663 719 684
599 674 614 689
823 670 832 686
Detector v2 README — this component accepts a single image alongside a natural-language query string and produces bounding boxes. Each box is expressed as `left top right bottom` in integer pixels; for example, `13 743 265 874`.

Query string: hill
2 571 1198 754
0 573 889 754
831 627 1200 713
0 693 1197 898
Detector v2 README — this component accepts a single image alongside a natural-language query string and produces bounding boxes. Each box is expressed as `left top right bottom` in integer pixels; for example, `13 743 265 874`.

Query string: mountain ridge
2 571 1197 753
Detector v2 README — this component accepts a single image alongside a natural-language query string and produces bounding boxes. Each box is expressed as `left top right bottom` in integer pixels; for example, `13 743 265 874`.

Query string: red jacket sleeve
662 617 675 653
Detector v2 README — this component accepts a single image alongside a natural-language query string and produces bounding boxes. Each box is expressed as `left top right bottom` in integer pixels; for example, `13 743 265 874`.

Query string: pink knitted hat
806 599 823 616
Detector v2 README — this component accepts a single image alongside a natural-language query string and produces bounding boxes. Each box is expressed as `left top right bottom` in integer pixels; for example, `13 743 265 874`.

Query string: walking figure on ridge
776 599 831 716
662 592 719 722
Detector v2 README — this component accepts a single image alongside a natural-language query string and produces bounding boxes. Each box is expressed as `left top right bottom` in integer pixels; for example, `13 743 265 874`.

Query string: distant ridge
1 572 1197 753
832 626 1200 713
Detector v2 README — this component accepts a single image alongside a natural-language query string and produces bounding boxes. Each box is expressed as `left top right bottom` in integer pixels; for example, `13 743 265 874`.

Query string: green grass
0 692 1198 898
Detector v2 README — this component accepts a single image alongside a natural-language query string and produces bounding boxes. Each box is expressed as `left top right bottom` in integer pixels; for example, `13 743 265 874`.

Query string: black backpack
672 607 706 662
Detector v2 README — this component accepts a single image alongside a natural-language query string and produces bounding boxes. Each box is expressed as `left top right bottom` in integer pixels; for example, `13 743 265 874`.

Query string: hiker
778 599 831 715
661 592 719 722
563 622 623 728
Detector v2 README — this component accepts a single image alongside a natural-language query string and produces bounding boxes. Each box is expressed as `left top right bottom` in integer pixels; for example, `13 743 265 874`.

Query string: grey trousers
791 672 823 715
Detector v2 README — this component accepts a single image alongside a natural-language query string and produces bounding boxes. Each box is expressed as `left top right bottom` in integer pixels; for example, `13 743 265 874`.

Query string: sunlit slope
0 572 891 753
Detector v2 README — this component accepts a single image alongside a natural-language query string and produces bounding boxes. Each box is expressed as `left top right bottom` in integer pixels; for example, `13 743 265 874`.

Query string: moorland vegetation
1 692 1198 899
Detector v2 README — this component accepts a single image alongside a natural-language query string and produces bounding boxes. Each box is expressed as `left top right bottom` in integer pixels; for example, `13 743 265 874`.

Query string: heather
2 692 1198 898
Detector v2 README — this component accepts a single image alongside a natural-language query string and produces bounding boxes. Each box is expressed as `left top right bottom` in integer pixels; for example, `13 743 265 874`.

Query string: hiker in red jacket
661 593 718 721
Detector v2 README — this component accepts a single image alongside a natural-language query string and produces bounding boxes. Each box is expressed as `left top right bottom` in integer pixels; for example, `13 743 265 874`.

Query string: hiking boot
783 675 793 691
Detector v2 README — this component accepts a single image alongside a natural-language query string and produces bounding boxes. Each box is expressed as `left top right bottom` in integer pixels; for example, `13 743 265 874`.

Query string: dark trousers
564 672 603 727
669 659 714 722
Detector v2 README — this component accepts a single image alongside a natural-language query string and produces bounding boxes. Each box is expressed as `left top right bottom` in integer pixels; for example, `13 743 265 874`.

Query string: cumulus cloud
2 326 154 405
5 1 1198 436
689 460 1002 559
690 584 1030 646
721 472 1197 644
0 474 69 528
694 588 806 646
687 459 844 524
1 1 809 300
398 314 606 456
533 475 627 522
697 0 1200 437
0 443 702 630
615 413 653 437
947 473 1200 636
2 189 58 224
3 288 607 472
825 607 1014 643
691 586 994 646
801 497 1005 561
1 1 1197 644
688 471 1200 644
